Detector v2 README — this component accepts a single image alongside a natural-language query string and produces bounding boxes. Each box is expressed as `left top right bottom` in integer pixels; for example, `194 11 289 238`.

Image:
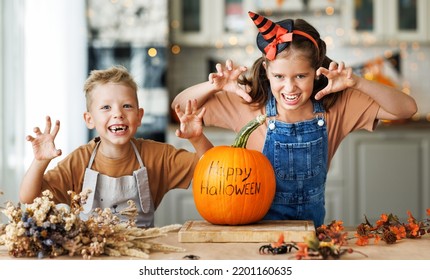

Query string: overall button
317 119 325 126
268 122 276 130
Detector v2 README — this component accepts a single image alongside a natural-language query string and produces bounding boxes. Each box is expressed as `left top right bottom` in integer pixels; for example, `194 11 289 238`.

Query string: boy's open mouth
109 125 128 133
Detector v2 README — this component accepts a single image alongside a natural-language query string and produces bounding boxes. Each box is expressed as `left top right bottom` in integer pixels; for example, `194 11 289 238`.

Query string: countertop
376 119 430 130
1 229 429 260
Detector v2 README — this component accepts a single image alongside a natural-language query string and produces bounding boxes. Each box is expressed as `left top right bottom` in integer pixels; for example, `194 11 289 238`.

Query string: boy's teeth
110 125 127 132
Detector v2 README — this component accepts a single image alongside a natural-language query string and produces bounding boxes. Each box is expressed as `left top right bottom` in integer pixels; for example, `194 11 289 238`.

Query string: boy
20 65 211 227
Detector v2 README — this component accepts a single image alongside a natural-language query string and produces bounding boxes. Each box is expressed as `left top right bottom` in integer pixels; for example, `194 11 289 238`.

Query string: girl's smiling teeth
282 93 300 101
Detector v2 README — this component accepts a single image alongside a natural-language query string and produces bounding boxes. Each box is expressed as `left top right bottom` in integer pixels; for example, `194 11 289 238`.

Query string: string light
325 6 335 16
171 45 181 55
148 47 157 57
228 36 238 46
335 28 344 37
245 45 255 55
171 20 180 30
215 40 224 49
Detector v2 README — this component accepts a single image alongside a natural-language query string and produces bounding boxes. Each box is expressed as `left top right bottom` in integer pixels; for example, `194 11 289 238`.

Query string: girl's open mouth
282 93 301 105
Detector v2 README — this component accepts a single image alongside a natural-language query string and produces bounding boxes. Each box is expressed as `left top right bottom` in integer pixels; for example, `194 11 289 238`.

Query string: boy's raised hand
209 59 252 102
26 116 62 161
174 99 206 140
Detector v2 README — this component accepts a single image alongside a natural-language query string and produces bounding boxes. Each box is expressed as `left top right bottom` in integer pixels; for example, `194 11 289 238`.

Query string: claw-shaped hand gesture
26 116 62 161
174 99 206 140
315 61 356 100
209 59 252 102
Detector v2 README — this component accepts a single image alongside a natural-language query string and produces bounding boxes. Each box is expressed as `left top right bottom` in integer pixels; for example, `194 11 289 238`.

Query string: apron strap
130 141 144 168
81 168 98 214
130 141 150 213
134 168 152 213
87 141 100 168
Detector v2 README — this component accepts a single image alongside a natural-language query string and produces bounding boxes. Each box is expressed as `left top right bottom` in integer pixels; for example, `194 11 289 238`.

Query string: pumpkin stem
232 114 267 148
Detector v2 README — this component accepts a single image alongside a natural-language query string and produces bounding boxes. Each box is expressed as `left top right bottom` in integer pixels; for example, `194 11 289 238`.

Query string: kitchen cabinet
253 0 341 12
341 125 430 226
342 0 429 44
169 0 343 47
169 0 255 47
253 0 305 11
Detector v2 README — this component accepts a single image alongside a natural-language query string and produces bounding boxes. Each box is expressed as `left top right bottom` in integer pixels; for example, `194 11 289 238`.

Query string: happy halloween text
198 160 261 195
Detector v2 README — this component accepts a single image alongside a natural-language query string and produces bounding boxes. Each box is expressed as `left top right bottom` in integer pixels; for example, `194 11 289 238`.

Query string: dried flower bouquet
0 190 184 259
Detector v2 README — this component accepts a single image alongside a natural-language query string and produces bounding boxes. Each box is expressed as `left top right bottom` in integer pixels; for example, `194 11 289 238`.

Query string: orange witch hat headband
249 11 319 60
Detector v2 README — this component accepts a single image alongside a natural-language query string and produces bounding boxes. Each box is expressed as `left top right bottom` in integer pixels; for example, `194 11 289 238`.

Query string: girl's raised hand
174 99 206 140
314 61 356 100
208 59 252 102
26 116 62 161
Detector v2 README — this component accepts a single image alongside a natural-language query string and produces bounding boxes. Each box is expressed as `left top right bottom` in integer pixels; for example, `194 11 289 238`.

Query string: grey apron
80 141 154 227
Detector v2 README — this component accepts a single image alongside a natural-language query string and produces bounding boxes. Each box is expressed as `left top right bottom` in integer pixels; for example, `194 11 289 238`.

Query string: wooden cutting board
178 220 315 243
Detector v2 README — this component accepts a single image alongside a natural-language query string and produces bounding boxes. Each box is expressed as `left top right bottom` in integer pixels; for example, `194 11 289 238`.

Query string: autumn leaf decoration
260 209 430 260
294 209 430 259
294 220 361 260
355 209 430 246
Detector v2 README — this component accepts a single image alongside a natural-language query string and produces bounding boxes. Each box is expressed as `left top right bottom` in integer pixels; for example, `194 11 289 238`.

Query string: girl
172 12 417 227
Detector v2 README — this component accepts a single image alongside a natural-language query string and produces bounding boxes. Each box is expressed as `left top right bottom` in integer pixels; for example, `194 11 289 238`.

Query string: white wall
1 0 26 217
24 0 88 169
1 0 88 214
0 0 4 206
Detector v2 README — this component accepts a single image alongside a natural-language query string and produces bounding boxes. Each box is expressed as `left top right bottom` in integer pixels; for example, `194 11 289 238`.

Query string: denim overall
81 141 155 227
262 92 328 227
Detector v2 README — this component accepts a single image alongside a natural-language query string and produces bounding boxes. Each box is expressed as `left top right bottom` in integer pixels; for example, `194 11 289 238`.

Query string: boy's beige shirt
41 138 199 209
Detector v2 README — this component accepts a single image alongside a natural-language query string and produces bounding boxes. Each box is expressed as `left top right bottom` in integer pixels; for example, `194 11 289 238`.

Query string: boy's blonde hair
84 65 138 111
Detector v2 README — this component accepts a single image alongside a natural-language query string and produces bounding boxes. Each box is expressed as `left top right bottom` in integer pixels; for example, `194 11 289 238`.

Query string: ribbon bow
263 27 293 61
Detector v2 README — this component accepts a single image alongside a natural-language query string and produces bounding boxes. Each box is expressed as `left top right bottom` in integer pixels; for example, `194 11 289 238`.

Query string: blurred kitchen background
1 0 430 226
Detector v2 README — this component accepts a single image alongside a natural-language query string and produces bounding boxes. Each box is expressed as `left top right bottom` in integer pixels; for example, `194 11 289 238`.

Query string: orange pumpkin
192 115 276 225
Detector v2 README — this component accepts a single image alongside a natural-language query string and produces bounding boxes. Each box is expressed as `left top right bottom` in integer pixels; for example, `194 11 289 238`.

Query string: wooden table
1 230 429 260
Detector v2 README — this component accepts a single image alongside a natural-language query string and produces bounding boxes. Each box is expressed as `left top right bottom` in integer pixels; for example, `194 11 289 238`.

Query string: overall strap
313 100 325 113
265 88 277 117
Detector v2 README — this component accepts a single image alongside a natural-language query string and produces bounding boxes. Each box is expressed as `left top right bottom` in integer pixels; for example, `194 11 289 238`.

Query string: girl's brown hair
239 19 341 110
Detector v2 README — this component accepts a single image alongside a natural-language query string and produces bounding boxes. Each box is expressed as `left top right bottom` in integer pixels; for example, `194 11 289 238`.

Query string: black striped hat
249 11 319 60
